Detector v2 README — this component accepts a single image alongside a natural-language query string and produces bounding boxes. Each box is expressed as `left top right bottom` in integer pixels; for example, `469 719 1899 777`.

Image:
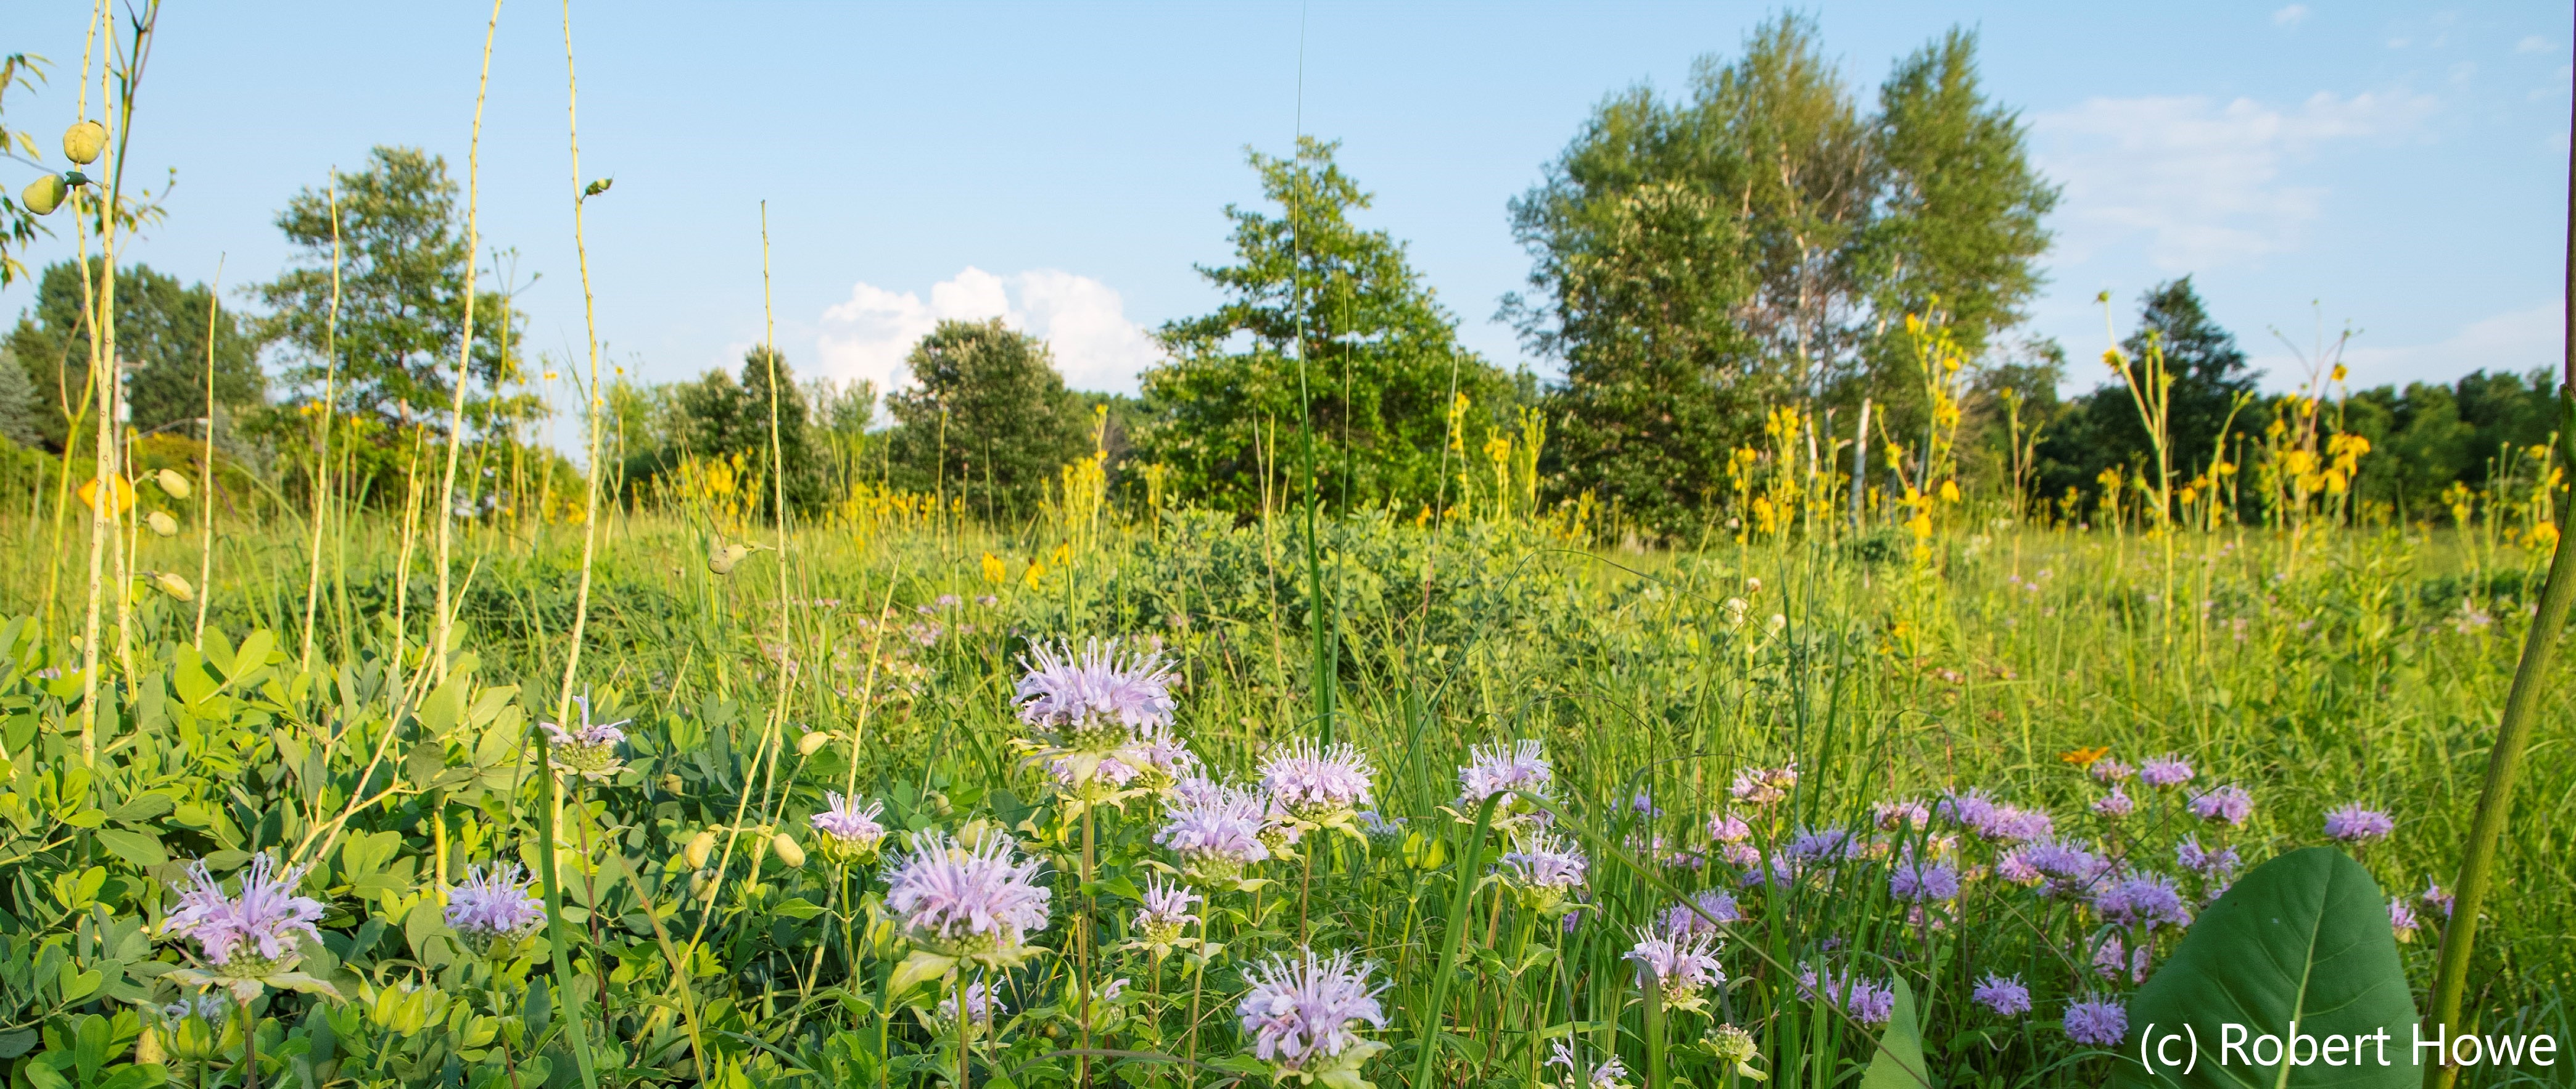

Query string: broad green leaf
2115 847 2417 1088
92 827 165 867
887 950 958 996
1860 976 1933 1089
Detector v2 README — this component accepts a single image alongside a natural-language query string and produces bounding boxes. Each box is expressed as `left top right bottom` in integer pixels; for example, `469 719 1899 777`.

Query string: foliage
883 318 1092 520
6 259 265 452
2039 278 2258 503
1143 138 1514 515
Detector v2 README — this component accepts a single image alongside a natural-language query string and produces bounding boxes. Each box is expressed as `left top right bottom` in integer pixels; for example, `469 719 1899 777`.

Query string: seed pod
62 121 107 165
152 468 192 499
684 829 716 870
150 571 195 602
20 174 65 216
688 870 716 900
146 511 179 537
708 542 752 574
797 731 832 756
770 833 806 868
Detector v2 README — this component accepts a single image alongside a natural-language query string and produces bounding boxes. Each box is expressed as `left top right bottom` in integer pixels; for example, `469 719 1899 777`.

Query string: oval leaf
2115 847 2418 1088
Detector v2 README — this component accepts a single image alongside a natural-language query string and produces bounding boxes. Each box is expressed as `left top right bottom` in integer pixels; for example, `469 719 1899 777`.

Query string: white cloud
2272 4 2310 27
2034 89 2438 270
2516 35 2553 54
2250 302 2562 391
814 267 1163 397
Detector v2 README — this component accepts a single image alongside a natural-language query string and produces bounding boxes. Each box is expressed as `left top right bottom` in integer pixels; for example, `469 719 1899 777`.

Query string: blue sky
6 1 2570 418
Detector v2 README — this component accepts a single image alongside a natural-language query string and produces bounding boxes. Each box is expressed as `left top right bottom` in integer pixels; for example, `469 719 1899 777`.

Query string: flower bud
146 510 179 537
770 833 806 868
152 468 192 499
150 572 194 602
62 121 107 165
797 731 832 756
22 175 66 216
683 829 716 870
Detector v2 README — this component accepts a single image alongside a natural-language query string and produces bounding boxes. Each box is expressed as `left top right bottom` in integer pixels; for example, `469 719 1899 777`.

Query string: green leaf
93 827 165 867
97 1066 170 1089
2115 847 2418 1088
886 950 957 996
772 897 825 921
1859 976 1933 1089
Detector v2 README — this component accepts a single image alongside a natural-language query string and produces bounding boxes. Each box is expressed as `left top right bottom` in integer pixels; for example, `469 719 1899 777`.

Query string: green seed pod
797 731 832 757
152 468 192 499
62 121 107 165
684 829 716 870
688 870 716 900
770 833 806 868
150 571 195 602
21 174 65 216
146 510 179 537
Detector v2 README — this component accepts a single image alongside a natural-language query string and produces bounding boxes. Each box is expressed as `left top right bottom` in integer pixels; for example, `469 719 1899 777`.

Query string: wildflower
1156 781 1272 887
1356 810 1408 842
1717 842 1762 871
1995 849 2044 886
1014 639 1177 738
2390 897 2421 942
1453 739 1554 833
161 852 336 1001
1873 799 1931 831
933 979 1007 1037
1261 739 1376 831
1971 973 2031 1017
1889 853 1961 903
2094 872 2192 930
1626 926 1726 1012
2023 840 2112 897
1941 789 2053 843
1785 827 1863 864
1545 1040 1632 1089
2091 934 2152 983
2092 787 2136 819
1659 890 1741 936
2058 745 2110 769
2188 785 2254 827
1705 1024 1765 1082
155 993 231 1027
2090 758 2136 784
1706 812 1752 843
1131 876 1202 957
540 694 630 781
809 792 890 865
1126 722 1202 791
2139 756 2194 789
2421 881 2455 918
1236 950 1390 1081
1730 761 1798 807
2323 803 2394 843
1796 964 1895 1025
444 864 545 958
2174 836 2239 880
883 830 1053 972
2063 997 2129 1047
1497 832 1589 914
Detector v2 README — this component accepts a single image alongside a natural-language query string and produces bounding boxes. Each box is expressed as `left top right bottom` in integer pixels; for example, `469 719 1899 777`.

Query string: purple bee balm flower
1632 791 1664 816
2091 934 2152 983
1717 842 1762 871
2174 835 2239 879
1260 740 1376 819
1660 890 1742 935
2139 756 2194 789
1796 964 1895 1025
1014 639 1178 735
1546 1040 1632 1089
1498 832 1589 893
2389 896 2421 942
1730 761 1798 807
1167 775 1228 809
1785 827 1863 864
1889 853 1962 902
1133 875 1201 947
444 863 545 956
938 979 1007 1027
2092 787 2136 819
883 830 1053 964
1626 925 1726 1007
2094 871 2192 930
811 792 890 864
1157 781 1272 884
539 694 630 748
1972 973 2032 1017
1236 950 1388 1072
1356 810 1407 841
2063 997 2129 1046
1457 740 1552 802
2189 784 2254 827
1706 813 1753 843
2090 758 2136 784
2323 803 2395 843
1873 800 1931 831
163 851 326 973
1997 848 2045 885
1939 789 2051 842
2421 881 2454 918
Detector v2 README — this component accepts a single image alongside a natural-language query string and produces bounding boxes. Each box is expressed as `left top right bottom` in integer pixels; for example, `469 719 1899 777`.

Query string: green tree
2037 278 2256 503
1143 138 1511 514
6 258 264 451
0 344 38 447
883 318 1091 520
257 146 520 432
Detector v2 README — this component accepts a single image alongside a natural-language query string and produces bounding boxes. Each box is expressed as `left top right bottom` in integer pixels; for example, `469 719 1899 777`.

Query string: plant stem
2423 57 2576 1089
1642 975 1666 1089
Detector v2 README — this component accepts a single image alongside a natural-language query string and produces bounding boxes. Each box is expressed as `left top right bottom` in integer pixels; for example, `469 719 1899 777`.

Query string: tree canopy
883 318 1094 520
5 257 263 452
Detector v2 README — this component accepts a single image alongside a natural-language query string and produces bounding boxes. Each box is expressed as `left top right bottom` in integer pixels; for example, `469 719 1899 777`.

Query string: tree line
4 18 2553 534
